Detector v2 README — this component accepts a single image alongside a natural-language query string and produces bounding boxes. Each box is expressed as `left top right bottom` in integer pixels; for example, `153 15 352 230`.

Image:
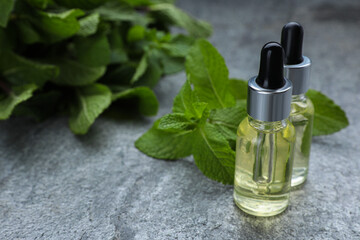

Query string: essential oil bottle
234 42 295 217
281 22 314 188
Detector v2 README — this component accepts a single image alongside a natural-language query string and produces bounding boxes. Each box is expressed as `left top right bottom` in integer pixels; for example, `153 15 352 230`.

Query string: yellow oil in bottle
234 116 295 216
290 94 314 187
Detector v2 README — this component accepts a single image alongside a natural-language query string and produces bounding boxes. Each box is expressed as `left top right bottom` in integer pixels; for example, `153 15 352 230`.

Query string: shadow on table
0 101 153 157
74 102 154 145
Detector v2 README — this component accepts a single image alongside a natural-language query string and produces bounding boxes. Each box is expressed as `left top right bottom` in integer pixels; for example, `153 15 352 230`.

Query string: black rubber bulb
256 42 286 89
281 22 304 64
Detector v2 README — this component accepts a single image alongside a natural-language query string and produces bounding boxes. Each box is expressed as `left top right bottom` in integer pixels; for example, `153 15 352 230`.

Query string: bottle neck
292 93 307 103
248 115 288 132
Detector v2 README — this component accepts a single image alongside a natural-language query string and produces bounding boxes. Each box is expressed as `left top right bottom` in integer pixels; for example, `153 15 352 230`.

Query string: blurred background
0 0 359 239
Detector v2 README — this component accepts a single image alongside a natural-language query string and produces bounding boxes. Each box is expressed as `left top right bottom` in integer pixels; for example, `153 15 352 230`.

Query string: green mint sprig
136 39 349 184
136 40 248 184
0 0 212 134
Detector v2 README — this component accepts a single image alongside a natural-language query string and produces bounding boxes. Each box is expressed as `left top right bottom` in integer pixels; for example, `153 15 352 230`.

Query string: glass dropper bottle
281 22 314 188
234 42 295 217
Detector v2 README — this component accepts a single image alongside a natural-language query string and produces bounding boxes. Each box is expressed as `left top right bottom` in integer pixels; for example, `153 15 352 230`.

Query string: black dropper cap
256 42 286 89
281 22 304 65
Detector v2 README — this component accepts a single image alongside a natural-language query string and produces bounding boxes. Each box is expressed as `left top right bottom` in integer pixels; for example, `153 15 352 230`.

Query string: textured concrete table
1 0 359 239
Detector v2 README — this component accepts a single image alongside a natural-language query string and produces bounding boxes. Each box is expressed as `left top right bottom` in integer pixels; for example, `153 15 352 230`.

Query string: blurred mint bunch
0 0 212 134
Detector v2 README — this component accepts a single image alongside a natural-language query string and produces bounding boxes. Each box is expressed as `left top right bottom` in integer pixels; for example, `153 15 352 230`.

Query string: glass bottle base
233 190 289 217
291 167 308 188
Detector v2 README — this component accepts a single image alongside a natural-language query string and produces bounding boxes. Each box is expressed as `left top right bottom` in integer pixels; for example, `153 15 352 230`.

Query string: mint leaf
186 39 235 109
54 0 104 9
157 50 184 75
112 86 159 116
149 4 212 38
158 113 197 132
77 13 100 37
108 28 128 64
96 1 148 24
172 71 209 120
0 0 15 27
0 83 37 120
229 78 248 100
0 51 59 87
161 34 195 57
51 59 106 86
172 79 202 119
306 89 349 136
134 54 162 88
192 102 209 120
130 54 148 84
120 0 152 6
31 9 84 42
135 120 195 160
127 25 146 42
209 100 247 142
74 34 111 67
69 83 112 134
14 20 41 44
102 64 135 85
193 123 235 184
172 79 194 113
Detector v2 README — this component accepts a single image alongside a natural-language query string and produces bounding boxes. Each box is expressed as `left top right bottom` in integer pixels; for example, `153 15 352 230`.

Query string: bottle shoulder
237 117 295 142
291 96 314 116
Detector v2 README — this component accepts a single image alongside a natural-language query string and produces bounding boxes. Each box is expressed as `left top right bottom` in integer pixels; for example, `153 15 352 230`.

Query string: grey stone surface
1 0 360 239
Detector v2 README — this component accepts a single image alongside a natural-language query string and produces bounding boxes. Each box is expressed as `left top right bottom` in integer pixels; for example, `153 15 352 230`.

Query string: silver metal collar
284 56 311 95
247 77 292 122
